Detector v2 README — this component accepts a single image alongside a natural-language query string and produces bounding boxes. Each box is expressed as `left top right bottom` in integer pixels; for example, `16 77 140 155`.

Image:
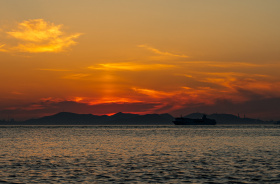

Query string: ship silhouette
173 114 216 125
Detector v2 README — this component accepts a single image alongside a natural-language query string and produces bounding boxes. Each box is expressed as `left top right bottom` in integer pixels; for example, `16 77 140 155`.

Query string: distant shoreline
0 112 279 125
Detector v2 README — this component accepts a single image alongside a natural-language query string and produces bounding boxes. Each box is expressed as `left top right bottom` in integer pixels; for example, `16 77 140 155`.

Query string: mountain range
0 112 277 125
1 112 174 125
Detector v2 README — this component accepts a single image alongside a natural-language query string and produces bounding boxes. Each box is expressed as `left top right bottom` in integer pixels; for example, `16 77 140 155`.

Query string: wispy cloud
0 44 7 52
193 71 271 87
138 44 188 58
179 61 262 68
1 19 81 53
11 91 24 95
63 73 91 80
205 62 261 68
131 68 280 114
37 68 72 72
132 88 172 98
131 87 216 113
88 62 175 71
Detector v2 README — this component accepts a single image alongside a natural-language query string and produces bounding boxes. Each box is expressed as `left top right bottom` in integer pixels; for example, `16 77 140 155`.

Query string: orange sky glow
1 1 280 120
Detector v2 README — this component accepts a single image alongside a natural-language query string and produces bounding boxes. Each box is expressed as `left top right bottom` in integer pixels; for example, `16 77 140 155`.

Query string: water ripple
0 125 279 183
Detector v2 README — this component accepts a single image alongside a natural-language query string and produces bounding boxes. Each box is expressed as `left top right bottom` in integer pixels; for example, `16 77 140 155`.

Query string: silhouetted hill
183 113 205 119
184 113 268 124
104 112 140 124
16 112 174 125
23 112 106 125
0 112 276 125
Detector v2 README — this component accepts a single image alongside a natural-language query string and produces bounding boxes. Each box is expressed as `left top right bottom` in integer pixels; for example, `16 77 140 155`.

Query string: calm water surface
1 125 280 183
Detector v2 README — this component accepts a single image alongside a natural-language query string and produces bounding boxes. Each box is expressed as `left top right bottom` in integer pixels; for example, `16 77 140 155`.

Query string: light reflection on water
0 125 280 183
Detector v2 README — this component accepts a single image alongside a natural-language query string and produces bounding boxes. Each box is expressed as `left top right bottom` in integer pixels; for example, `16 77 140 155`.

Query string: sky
1 0 280 121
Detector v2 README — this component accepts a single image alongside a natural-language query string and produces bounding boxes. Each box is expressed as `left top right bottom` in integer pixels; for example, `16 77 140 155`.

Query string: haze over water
1 125 279 183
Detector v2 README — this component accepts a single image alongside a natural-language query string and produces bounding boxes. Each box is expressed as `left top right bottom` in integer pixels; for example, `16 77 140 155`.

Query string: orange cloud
37 68 72 72
131 70 280 114
11 91 24 95
206 62 261 68
138 44 188 58
87 97 143 105
131 87 211 113
179 61 262 68
199 72 280 95
88 62 175 71
40 97 65 103
0 44 7 52
7 19 63 42
132 88 172 98
63 73 91 80
1 19 81 53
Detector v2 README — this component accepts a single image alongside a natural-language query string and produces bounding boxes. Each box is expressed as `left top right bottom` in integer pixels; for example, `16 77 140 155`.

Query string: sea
0 125 279 183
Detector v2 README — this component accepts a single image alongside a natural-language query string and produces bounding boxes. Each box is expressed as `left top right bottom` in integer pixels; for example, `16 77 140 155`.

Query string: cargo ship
173 114 216 125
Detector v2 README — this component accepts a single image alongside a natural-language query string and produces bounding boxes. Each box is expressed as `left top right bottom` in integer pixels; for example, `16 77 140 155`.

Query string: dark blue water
1 125 279 183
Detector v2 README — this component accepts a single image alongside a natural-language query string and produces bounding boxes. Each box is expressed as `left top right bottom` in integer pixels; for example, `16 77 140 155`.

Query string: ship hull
173 117 216 125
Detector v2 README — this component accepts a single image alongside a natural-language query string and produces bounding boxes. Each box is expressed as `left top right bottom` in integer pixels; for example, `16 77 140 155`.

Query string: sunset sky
1 0 280 120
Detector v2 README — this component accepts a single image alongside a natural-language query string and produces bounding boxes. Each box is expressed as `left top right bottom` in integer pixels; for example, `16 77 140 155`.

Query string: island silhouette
0 112 277 125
